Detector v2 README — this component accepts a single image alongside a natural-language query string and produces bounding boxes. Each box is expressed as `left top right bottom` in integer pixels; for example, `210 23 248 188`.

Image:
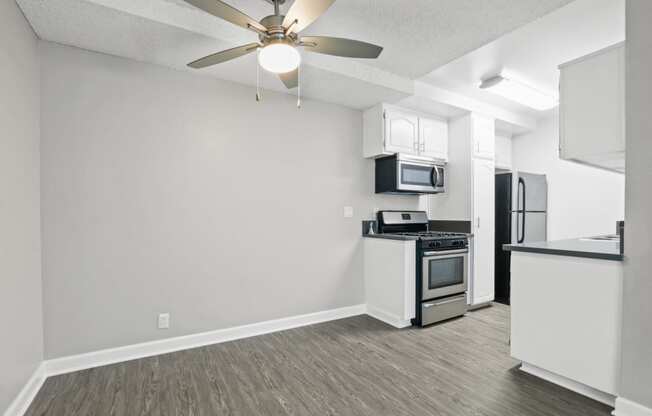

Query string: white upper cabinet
472 114 496 160
559 43 625 173
363 104 449 161
384 108 419 154
419 117 449 160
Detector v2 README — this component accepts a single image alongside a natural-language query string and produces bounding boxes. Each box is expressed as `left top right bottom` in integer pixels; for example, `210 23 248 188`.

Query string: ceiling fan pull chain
297 64 301 108
256 48 262 102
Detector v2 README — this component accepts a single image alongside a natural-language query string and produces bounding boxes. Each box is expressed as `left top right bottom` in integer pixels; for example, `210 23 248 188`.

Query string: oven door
397 159 438 193
421 249 468 300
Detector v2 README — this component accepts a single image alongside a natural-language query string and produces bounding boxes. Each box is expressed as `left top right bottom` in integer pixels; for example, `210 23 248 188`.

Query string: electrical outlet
343 206 354 218
158 313 170 329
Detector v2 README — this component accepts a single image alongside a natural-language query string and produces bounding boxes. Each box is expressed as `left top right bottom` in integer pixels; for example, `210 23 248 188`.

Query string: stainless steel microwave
375 154 446 194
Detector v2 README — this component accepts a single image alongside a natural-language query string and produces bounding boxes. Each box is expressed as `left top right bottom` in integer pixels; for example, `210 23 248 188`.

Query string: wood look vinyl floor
26 304 612 416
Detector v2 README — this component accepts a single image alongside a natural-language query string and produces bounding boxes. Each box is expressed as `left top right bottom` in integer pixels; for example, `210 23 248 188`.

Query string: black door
495 173 512 305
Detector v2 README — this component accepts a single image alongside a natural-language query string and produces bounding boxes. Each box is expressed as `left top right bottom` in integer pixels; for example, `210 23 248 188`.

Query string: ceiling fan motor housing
259 15 297 45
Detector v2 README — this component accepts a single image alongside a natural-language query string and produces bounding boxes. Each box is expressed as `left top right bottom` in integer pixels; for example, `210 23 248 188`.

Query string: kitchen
2 0 650 415
362 0 629 410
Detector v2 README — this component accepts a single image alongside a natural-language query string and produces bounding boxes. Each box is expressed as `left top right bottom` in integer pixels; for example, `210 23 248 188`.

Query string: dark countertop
504 237 623 261
363 232 474 241
362 234 419 241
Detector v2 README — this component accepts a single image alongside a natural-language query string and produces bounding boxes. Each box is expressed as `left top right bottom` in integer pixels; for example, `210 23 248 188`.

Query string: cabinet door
471 158 495 304
472 115 495 160
419 117 449 160
384 109 419 155
559 44 625 163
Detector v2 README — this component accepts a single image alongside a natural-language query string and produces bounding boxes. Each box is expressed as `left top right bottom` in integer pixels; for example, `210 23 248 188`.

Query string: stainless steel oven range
377 210 469 326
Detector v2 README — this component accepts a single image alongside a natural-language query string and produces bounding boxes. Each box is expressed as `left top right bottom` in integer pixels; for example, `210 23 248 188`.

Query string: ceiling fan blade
184 0 267 33
278 69 299 89
188 43 260 69
283 0 336 34
300 36 383 59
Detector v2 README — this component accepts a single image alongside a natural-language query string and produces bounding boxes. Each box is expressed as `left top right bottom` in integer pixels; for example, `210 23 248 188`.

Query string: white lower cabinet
511 252 623 399
363 238 416 328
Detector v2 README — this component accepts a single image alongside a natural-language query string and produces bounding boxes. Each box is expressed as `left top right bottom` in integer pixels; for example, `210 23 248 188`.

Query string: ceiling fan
184 0 384 90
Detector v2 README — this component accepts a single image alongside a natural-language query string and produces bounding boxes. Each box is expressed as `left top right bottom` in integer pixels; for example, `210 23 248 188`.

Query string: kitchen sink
579 235 620 242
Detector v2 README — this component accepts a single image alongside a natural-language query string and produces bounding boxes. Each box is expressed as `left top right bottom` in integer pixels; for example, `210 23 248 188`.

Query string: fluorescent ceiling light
479 75 558 111
258 43 301 74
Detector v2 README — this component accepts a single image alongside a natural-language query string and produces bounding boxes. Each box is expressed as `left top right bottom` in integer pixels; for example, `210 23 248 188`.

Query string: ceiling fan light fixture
258 43 301 74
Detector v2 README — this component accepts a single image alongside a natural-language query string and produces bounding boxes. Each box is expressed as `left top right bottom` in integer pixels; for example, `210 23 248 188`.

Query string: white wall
620 0 652 409
495 132 513 170
512 113 625 240
0 1 43 413
39 42 418 359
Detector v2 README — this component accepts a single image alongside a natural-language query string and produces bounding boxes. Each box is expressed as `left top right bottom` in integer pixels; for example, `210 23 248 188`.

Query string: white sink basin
579 235 620 242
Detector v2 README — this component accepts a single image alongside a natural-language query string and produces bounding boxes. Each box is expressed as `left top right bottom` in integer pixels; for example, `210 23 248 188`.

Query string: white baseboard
470 295 494 307
468 301 492 311
366 305 412 328
45 304 366 377
2 363 46 416
520 362 615 407
4 304 366 415
615 397 652 416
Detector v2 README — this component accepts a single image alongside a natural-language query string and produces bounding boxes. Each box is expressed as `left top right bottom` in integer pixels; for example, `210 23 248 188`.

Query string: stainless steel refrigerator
495 171 548 304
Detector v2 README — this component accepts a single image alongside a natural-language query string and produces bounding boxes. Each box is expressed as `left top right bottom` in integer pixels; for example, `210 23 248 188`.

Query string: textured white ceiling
420 0 625 117
300 0 575 78
17 0 574 111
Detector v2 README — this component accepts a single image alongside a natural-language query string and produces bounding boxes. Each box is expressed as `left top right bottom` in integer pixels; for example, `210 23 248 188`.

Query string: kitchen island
504 237 623 406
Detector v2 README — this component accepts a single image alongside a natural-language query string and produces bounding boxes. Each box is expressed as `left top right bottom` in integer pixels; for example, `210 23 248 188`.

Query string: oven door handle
422 249 469 256
423 294 467 308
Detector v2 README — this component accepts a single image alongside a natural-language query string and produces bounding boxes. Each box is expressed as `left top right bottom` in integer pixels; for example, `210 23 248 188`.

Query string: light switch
343 206 354 218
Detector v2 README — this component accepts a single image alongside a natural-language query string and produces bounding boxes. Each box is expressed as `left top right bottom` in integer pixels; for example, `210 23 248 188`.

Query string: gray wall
40 42 418 359
621 0 652 409
0 1 43 413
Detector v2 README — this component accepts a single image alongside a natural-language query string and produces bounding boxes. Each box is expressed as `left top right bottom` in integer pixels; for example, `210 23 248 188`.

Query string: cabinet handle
477 217 480 228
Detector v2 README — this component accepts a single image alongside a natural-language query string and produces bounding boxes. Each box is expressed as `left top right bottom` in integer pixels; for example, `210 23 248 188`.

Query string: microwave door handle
431 167 439 187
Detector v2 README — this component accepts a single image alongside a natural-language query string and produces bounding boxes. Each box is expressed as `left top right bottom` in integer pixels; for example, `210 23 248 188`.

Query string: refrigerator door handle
518 178 526 243
516 179 521 243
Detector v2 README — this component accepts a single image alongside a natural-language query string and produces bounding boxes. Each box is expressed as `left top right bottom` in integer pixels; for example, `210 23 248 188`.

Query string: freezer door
515 172 548 212
512 211 547 243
